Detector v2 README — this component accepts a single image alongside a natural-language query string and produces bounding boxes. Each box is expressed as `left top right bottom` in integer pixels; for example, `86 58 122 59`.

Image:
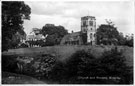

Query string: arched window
90 33 93 39
94 33 96 37
91 28 92 30
83 20 86 26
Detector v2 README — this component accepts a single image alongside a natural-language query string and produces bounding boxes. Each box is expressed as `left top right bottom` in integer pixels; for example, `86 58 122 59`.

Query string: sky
23 1 134 35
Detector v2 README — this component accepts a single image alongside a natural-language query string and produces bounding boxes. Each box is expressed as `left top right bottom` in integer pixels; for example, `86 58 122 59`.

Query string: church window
83 28 86 32
89 21 93 26
94 33 96 37
83 21 87 26
90 33 93 39
91 28 92 30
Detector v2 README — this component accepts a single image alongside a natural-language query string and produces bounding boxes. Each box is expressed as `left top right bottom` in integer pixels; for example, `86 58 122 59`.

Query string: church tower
81 16 96 45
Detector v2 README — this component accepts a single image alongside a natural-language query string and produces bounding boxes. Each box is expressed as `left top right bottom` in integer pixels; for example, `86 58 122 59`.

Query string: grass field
2 45 133 66
2 45 133 84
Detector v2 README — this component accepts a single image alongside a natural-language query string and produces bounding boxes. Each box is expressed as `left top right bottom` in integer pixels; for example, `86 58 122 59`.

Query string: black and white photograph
1 0 134 84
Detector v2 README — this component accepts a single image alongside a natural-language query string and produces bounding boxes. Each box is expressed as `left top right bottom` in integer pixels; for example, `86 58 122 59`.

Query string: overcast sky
23 1 134 35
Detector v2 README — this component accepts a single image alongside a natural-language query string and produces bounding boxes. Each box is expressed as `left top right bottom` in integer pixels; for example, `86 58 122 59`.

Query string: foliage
41 24 68 46
66 50 95 77
125 39 133 47
33 54 56 78
117 33 133 47
48 61 67 82
2 1 31 51
117 33 126 45
125 35 133 47
44 34 58 46
49 48 133 84
48 50 95 83
10 35 20 49
99 47 133 84
96 24 119 45
96 20 133 47
2 55 18 72
2 54 56 80
18 54 56 79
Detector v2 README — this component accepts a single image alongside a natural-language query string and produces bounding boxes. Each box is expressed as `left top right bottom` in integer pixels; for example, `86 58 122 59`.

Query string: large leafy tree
96 20 119 45
41 24 68 46
2 1 31 51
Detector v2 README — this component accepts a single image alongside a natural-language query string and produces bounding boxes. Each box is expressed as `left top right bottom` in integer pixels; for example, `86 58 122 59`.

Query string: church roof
65 31 81 39
60 31 81 44
69 31 81 36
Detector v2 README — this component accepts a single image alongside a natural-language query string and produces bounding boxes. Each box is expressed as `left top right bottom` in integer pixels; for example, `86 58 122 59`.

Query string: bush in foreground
2 54 56 80
2 55 18 73
49 47 133 84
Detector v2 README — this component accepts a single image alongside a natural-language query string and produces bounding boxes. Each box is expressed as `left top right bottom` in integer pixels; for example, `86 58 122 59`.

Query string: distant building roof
68 31 81 37
26 34 45 40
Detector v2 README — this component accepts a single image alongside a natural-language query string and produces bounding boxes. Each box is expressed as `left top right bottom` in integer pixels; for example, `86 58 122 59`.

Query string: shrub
48 50 95 83
2 54 56 80
35 54 56 78
49 47 133 84
48 61 68 82
66 50 95 77
21 54 56 79
99 47 133 84
77 47 132 84
2 55 18 72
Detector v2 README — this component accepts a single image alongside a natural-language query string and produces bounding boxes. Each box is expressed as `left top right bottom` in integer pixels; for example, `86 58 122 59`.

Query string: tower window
90 33 92 39
91 28 92 30
89 21 93 26
83 21 86 26
94 33 96 37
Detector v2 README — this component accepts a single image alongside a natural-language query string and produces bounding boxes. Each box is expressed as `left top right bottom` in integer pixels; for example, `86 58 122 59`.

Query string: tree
125 34 134 47
2 1 31 51
41 24 68 46
99 47 133 84
96 20 119 45
117 32 126 45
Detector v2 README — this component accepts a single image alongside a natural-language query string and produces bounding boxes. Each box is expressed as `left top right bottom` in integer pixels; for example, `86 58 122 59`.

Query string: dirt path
2 72 46 84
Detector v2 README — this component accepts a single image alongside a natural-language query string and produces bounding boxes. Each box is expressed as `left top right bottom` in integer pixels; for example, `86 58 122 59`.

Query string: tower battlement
81 16 96 20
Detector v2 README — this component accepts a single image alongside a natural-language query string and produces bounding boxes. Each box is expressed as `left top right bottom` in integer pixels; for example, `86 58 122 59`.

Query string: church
60 16 96 45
